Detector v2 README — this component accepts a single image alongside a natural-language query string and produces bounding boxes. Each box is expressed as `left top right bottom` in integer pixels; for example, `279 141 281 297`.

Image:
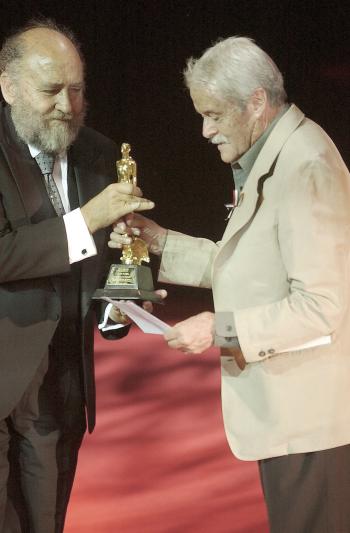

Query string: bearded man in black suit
0 18 156 533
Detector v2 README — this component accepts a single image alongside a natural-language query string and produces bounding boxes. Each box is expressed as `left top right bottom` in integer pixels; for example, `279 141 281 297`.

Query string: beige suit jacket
159 105 350 460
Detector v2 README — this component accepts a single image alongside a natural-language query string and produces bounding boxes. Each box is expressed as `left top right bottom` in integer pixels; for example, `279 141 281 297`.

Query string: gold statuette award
93 143 161 302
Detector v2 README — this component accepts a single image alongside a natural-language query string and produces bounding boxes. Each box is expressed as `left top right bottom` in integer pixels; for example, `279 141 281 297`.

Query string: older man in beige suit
110 37 350 532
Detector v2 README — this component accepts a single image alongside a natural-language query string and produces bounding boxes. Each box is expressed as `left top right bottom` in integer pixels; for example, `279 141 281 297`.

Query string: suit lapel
219 105 305 248
0 103 56 222
68 139 108 255
68 136 114 316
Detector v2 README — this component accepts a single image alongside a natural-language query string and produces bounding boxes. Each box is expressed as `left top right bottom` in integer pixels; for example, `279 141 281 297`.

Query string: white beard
11 98 86 154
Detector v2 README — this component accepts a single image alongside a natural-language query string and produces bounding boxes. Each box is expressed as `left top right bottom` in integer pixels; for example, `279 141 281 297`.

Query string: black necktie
35 152 66 216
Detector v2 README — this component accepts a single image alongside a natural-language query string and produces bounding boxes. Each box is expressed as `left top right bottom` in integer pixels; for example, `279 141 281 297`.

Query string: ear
0 72 17 105
247 88 267 119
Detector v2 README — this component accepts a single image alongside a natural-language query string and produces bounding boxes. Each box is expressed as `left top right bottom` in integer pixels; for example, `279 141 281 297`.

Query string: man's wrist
99 303 131 332
150 229 168 256
80 203 97 234
108 305 131 325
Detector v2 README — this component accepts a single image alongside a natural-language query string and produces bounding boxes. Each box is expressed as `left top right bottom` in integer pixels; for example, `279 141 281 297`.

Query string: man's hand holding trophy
94 143 164 304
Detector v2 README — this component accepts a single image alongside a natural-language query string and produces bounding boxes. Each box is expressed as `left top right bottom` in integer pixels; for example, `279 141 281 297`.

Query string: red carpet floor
65 300 269 533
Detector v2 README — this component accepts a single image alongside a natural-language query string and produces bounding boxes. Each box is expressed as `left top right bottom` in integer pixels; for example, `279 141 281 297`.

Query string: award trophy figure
93 143 161 302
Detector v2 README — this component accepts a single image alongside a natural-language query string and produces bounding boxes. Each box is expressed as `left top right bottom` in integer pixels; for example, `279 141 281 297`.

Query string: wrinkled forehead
20 28 84 81
190 86 230 114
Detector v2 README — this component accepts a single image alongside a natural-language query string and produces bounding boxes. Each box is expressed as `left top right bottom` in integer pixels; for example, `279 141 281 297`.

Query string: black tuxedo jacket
0 102 127 431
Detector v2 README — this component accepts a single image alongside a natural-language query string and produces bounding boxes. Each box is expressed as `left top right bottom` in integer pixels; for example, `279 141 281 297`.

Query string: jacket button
258 351 266 357
268 349 275 354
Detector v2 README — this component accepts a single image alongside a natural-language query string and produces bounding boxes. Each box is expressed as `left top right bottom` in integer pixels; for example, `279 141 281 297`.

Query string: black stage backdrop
0 0 349 306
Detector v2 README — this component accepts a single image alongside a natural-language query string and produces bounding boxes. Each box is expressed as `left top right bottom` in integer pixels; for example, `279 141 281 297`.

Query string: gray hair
184 36 287 109
0 17 84 78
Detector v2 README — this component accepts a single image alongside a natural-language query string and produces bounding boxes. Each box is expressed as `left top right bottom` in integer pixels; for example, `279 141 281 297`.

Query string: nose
55 89 73 114
202 116 217 139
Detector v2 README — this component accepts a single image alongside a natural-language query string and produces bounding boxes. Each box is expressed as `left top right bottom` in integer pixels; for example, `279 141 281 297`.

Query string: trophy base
93 263 162 303
93 288 162 302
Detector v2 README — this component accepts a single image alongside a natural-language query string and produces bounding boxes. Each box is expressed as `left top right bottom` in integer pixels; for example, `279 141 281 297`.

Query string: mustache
48 112 74 121
209 134 228 145
47 99 88 123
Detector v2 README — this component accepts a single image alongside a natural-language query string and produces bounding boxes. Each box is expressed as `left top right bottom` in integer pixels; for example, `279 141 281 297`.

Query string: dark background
1 0 349 307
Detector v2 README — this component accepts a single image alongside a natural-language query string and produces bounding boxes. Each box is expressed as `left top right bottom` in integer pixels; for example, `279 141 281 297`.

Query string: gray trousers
0 339 86 533
259 443 350 533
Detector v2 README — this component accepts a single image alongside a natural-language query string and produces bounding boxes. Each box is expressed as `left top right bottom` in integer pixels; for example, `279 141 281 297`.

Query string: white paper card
102 298 170 335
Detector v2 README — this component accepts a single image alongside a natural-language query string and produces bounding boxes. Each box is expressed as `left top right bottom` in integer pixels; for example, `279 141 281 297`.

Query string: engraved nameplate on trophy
93 143 161 302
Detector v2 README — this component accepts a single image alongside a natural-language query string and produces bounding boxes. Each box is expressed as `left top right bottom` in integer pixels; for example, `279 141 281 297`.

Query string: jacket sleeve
235 157 350 362
0 205 70 283
158 230 218 288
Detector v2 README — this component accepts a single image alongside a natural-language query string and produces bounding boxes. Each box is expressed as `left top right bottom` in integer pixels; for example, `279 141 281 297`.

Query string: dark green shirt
231 105 289 202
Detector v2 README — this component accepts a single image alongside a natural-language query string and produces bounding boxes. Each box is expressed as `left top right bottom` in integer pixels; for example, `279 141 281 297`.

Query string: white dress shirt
28 145 97 264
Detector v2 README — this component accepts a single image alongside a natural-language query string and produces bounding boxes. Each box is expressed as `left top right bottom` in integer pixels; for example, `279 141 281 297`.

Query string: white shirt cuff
63 208 97 264
98 303 128 332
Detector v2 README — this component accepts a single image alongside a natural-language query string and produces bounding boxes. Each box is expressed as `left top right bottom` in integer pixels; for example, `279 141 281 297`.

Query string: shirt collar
28 144 41 159
28 143 67 163
232 104 289 179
